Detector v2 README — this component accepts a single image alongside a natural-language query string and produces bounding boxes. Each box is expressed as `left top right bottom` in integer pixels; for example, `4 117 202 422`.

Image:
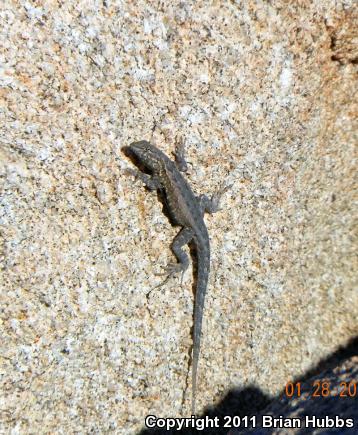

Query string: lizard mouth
123 141 154 173
122 141 143 157
127 141 150 159
129 140 149 150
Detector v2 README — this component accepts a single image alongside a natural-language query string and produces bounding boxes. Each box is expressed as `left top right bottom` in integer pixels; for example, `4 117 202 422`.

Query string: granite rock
0 1 357 433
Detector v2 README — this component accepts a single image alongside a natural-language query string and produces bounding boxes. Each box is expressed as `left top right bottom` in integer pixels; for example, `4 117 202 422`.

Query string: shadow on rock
138 336 358 434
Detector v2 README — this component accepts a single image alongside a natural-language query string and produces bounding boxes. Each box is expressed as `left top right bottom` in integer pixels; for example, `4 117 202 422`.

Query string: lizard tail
191 245 210 415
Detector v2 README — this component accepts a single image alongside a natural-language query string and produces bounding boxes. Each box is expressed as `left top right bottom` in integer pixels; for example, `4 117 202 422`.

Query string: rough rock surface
1 1 357 434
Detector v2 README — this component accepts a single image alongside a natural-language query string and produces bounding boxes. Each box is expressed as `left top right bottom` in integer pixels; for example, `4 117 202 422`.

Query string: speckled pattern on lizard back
126 140 227 414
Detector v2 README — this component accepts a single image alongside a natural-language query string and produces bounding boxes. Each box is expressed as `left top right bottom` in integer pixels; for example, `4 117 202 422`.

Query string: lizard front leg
173 142 189 173
198 184 231 215
126 168 162 191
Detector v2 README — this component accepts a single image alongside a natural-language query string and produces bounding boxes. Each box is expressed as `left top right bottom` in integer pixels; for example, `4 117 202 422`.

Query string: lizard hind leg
151 227 193 293
160 227 193 282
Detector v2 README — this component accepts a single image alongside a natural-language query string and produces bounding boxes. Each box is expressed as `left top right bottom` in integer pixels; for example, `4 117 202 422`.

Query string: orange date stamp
283 381 357 398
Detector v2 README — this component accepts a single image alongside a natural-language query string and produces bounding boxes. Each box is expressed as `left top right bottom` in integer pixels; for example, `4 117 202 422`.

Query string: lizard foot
146 264 184 297
156 263 186 285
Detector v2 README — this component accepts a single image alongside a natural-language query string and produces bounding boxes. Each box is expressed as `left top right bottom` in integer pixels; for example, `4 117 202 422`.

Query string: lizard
125 140 227 415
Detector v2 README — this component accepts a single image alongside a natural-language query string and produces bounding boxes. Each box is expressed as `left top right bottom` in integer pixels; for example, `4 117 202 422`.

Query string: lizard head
128 140 164 172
